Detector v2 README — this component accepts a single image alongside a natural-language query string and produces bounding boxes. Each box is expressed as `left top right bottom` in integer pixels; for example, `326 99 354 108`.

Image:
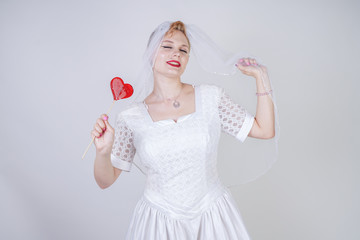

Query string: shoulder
197 84 224 100
116 102 144 123
197 84 223 93
195 84 224 111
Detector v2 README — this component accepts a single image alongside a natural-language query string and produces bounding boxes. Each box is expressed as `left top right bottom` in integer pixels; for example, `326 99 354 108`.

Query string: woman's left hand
235 58 267 79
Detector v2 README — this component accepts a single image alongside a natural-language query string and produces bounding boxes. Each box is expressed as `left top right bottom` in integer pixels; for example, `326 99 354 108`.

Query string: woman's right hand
91 114 115 155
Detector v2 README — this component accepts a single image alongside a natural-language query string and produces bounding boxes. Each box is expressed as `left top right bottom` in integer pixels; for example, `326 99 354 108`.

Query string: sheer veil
129 21 279 187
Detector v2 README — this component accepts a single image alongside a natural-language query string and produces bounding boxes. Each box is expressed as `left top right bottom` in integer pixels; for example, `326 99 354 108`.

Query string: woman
92 21 275 239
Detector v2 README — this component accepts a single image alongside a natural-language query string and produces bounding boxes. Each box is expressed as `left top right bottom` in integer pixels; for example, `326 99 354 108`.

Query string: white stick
106 100 116 115
82 136 95 159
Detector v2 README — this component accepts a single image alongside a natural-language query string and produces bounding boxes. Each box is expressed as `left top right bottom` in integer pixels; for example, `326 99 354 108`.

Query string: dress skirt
125 189 251 240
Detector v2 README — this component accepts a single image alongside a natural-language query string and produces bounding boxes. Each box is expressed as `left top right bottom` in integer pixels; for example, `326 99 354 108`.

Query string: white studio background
0 0 359 239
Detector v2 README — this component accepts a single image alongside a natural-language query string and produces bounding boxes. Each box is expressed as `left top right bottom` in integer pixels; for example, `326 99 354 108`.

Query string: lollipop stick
81 100 116 160
82 136 95 159
106 100 116 115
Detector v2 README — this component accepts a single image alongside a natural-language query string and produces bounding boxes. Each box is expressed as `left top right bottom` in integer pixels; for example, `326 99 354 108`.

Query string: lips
166 60 181 68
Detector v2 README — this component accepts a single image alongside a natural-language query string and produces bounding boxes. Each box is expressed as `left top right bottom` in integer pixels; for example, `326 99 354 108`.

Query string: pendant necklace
173 99 180 108
168 85 183 108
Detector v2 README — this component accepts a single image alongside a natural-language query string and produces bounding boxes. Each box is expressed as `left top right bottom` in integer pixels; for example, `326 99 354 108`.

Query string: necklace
173 99 180 108
167 84 183 108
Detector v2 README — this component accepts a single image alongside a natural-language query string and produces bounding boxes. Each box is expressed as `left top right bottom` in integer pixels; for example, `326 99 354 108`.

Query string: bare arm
94 152 122 189
92 114 122 189
236 58 275 139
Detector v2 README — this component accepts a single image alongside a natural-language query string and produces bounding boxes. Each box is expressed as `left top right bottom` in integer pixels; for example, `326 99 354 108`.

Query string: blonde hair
165 21 190 48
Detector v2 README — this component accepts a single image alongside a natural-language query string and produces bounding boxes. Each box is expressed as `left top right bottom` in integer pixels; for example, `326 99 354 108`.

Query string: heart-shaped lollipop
110 77 134 100
82 76 134 160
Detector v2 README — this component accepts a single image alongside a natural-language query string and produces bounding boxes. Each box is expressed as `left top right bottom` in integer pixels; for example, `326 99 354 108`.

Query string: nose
172 49 181 57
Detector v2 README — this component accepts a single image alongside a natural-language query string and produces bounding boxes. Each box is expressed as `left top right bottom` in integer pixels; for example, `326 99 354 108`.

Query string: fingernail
240 59 244 62
235 64 238 67
103 116 108 121
246 62 250 66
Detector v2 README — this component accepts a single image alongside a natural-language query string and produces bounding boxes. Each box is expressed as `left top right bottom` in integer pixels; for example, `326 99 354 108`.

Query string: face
153 31 190 78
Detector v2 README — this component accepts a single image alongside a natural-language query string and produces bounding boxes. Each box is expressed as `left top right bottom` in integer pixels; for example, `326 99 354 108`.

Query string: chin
154 69 183 78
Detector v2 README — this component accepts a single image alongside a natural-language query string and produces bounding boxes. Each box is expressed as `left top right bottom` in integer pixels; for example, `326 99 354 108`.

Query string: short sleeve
111 114 136 171
218 88 255 142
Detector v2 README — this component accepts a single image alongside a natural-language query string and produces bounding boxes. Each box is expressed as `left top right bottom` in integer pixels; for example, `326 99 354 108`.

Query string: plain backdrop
0 0 359 239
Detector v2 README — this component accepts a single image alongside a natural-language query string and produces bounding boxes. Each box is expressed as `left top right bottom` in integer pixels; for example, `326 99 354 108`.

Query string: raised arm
236 58 275 139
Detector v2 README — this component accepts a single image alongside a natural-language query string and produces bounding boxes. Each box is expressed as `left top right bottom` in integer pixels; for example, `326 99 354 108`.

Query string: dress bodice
111 84 254 218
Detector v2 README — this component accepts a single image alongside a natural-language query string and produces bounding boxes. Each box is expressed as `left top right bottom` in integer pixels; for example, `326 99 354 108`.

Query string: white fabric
111 116 136 172
236 114 255 143
127 188 250 240
111 85 254 239
130 21 278 186
218 89 255 143
110 155 132 172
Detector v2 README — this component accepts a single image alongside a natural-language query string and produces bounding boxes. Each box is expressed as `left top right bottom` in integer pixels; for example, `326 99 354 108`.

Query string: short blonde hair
165 21 190 48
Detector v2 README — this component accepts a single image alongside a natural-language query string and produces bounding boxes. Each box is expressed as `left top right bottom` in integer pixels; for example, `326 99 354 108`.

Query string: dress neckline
142 85 200 124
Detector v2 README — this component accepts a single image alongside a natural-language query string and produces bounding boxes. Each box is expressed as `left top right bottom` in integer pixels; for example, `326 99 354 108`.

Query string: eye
180 49 188 54
161 46 172 49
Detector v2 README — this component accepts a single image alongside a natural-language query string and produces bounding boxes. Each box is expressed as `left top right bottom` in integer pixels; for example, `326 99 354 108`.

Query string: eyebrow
162 40 189 48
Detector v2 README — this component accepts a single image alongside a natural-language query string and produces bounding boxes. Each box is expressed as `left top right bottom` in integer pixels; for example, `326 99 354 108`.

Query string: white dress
111 84 255 240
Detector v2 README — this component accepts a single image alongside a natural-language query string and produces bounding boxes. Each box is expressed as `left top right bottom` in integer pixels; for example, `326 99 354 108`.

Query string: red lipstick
166 60 181 68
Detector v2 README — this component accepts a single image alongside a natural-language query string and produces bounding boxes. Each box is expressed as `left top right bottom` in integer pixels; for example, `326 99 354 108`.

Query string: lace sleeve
218 89 255 142
111 114 136 171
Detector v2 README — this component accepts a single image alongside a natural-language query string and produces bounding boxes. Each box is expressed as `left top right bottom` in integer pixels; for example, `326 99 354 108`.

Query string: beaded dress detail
111 85 254 239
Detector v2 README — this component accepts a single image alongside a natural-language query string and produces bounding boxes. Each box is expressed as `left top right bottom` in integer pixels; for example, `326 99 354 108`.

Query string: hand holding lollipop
90 113 114 156
82 77 133 159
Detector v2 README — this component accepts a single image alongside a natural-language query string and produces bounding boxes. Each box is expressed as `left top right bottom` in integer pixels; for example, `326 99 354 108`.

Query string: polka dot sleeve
218 89 255 142
111 114 136 171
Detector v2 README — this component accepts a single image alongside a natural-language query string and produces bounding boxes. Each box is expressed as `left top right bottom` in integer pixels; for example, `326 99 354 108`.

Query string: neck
152 74 183 100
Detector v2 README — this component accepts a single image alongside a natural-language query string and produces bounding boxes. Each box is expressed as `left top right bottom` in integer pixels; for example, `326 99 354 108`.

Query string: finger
236 58 248 67
94 123 103 134
237 58 251 67
243 58 251 66
250 58 256 65
237 64 253 75
96 118 106 130
104 120 114 133
238 58 245 66
91 129 101 138
236 63 247 71
101 114 109 121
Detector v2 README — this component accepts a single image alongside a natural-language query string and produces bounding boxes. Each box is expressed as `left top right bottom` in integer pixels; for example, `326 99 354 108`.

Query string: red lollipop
82 77 133 159
111 77 134 100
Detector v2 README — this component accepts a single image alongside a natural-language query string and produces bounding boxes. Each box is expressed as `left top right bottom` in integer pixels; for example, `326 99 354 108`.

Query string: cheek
153 53 166 67
182 56 189 67
157 51 167 58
